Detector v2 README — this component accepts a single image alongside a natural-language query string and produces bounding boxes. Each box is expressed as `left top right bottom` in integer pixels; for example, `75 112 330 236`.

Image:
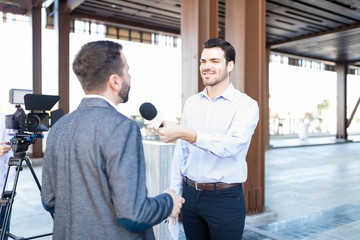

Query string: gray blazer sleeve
104 120 172 232
41 130 56 214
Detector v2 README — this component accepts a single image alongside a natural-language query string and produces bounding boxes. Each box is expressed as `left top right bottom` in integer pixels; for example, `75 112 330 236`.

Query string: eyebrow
200 57 221 61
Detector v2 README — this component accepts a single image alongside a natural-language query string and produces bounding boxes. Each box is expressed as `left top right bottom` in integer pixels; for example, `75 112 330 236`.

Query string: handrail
347 96 360 128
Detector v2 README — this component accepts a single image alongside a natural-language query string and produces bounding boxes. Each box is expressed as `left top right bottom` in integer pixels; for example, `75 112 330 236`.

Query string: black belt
183 177 241 191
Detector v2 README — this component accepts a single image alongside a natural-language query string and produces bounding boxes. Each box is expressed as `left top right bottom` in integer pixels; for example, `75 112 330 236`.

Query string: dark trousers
181 181 246 240
0 206 10 240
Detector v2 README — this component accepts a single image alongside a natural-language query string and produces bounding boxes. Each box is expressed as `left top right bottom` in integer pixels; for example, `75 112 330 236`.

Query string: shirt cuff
194 131 210 151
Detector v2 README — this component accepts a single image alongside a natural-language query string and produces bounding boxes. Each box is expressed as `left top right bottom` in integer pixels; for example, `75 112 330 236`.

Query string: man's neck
86 90 121 105
206 79 230 100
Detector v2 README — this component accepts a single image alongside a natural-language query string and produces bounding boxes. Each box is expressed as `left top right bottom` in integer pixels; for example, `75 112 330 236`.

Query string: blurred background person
0 112 16 239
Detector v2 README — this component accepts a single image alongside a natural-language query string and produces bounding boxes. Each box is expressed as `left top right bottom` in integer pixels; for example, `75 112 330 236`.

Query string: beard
202 71 228 87
118 81 130 103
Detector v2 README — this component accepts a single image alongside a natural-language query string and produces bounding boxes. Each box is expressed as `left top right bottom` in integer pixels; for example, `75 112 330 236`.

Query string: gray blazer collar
78 98 115 110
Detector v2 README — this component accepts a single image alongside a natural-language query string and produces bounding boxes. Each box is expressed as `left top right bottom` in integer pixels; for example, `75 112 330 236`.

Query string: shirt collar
200 83 236 101
84 94 118 110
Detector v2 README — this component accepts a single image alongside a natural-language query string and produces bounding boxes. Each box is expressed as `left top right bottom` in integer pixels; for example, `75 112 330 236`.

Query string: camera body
5 89 64 154
5 107 50 133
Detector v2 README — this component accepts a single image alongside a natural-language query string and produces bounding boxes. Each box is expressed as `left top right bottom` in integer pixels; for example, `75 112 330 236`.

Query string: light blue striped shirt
170 84 259 195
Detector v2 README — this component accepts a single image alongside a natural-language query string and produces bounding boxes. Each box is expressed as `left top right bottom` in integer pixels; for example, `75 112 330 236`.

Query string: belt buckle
195 182 202 191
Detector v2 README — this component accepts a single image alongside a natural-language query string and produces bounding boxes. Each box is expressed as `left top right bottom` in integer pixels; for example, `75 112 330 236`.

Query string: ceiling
2 0 360 65
266 0 360 65
0 0 44 15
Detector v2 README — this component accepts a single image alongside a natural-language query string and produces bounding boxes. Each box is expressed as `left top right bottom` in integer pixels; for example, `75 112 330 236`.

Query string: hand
156 121 182 143
156 121 197 144
0 141 11 157
164 188 185 224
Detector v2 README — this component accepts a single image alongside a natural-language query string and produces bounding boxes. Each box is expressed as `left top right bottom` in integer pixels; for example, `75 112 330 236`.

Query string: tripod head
9 133 44 157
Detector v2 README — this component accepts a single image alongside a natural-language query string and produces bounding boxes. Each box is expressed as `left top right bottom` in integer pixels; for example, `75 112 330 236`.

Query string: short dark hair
72 40 124 92
202 38 236 64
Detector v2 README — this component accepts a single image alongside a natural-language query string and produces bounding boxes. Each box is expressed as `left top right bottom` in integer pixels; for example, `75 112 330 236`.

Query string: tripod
0 151 53 240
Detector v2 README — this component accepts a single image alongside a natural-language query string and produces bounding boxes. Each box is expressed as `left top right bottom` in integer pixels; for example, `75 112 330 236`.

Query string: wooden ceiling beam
66 0 85 13
71 11 180 35
269 22 360 48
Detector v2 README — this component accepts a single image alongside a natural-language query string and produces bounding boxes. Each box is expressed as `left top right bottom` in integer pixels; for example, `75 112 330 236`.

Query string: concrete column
31 3 43 158
336 63 348 139
225 0 266 214
181 0 218 108
54 0 70 114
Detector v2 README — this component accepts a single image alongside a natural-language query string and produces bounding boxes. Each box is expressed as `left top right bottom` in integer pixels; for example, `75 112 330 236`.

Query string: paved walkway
3 139 360 239
244 141 360 240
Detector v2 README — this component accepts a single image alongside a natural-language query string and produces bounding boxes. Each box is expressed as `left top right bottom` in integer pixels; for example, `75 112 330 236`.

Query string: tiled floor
244 141 360 240
3 139 360 240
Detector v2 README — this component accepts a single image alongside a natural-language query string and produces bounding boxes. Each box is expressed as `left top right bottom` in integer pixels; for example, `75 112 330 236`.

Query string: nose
201 62 212 70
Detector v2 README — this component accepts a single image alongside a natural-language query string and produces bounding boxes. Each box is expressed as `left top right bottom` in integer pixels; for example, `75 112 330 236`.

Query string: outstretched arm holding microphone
139 102 196 144
156 121 196 144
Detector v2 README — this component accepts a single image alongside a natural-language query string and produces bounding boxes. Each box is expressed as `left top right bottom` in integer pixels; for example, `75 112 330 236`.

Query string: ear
108 74 121 91
227 61 234 74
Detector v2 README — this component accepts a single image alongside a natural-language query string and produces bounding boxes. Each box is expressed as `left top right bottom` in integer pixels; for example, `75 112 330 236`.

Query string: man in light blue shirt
157 38 259 240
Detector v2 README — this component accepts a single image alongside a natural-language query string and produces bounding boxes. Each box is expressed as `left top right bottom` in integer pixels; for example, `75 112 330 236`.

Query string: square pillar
181 0 218 108
336 63 348 139
54 0 70 114
31 3 43 158
225 0 266 214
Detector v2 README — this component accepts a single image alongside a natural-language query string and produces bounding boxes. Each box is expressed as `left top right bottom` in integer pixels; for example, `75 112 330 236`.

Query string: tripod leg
24 157 41 191
1 155 53 239
0 157 23 240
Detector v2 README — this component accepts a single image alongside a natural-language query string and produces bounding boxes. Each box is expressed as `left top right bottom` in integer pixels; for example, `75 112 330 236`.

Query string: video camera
5 89 64 154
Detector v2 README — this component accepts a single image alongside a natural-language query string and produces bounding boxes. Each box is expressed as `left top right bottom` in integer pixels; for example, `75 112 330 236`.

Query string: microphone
139 102 164 129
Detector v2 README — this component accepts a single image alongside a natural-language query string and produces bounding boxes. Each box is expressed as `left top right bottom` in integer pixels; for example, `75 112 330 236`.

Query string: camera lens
27 115 41 131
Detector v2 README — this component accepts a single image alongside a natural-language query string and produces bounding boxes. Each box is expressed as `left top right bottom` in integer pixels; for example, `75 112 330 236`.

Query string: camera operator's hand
164 188 185 224
0 141 11 157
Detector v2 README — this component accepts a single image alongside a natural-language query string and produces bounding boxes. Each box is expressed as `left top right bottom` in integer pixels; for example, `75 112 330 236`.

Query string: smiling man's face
199 47 230 87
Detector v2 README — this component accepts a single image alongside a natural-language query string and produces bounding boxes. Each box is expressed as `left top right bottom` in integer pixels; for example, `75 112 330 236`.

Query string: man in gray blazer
41 40 184 240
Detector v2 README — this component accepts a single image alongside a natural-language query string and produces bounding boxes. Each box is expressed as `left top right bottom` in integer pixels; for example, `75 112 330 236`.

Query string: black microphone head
139 102 157 120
